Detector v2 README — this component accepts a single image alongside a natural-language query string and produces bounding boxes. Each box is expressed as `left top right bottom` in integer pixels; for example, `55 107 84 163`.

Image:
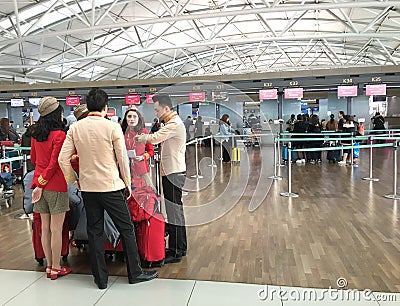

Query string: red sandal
50 266 71 280
46 266 52 278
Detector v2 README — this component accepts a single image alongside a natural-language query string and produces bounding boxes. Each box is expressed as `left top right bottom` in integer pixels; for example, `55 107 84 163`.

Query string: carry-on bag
127 186 161 222
136 213 165 266
32 212 70 265
231 147 241 163
282 145 288 161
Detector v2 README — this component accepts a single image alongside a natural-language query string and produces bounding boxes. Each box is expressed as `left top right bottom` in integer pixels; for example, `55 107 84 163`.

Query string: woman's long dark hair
121 109 145 133
0 118 10 135
32 105 65 142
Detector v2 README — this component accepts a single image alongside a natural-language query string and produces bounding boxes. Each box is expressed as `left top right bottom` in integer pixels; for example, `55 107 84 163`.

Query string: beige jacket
136 112 186 176
58 115 130 192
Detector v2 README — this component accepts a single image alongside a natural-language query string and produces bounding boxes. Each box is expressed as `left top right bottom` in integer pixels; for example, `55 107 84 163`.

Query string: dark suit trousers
162 173 187 256
82 190 142 284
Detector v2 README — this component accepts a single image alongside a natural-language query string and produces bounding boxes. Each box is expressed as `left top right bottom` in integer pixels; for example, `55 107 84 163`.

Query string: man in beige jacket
135 94 187 264
58 88 157 289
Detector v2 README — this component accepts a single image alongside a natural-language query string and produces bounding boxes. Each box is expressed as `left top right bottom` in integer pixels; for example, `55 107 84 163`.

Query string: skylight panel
45 61 79 74
78 66 107 78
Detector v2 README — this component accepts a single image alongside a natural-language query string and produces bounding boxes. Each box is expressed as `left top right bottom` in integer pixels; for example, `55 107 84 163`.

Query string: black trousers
222 140 231 162
162 173 187 256
82 190 142 284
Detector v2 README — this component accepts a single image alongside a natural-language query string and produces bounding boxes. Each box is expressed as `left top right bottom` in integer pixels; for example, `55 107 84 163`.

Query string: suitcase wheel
36 258 44 266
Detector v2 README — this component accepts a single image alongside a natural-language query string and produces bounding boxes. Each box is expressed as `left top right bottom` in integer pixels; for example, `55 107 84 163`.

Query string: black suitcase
327 149 341 162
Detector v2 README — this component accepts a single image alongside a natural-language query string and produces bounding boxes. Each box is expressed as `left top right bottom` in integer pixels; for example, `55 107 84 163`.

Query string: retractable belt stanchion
269 135 283 180
362 135 379 181
1 145 5 159
22 153 27 176
280 142 299 198
208 135 217 168
384 140 400 200
191 138 203 179
219 136 224 161
351 133 357 167
277 132 285 167
154 152 161 195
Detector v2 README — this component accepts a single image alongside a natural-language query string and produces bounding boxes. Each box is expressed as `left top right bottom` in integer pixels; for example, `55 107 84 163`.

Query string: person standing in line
30 97 71 280
58 88 158 289
121 107 154 187
337 111 345 131
184 115 193 142
219 114 234 163
325 114 338 131
134 94 187 264
194 115 204 146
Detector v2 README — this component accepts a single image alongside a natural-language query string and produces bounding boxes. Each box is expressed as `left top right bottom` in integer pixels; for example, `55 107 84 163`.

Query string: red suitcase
32 212 70 265
136 213 165 266
104 240 123 252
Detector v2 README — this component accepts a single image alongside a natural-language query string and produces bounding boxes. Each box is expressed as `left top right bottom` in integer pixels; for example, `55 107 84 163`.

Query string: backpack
127 186 161 222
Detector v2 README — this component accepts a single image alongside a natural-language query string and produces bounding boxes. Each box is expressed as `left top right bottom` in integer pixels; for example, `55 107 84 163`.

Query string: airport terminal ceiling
0 0 400 85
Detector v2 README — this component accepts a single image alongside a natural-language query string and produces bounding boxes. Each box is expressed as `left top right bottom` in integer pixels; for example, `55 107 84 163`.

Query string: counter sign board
337 86 357 97
284 88 303 99
259 89 277 100
366 84 386 96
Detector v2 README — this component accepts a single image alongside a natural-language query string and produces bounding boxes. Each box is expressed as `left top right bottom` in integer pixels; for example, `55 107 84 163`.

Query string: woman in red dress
121 107 154 187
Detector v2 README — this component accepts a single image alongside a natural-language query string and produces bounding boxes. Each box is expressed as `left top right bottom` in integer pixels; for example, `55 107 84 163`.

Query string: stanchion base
384 194 400 200
191 175 204 179
280 192 299 198
279 163 286 167
218 158 224 161
268 175 283 180
208 164 217 168
362 177 379 181
182 191 189 196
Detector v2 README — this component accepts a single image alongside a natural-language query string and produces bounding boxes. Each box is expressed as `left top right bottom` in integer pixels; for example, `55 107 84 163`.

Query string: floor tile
281 286 380 305
372 292 399 306
96 278 195 306
188 281 282 306
0 269 43 305
4 273 117 306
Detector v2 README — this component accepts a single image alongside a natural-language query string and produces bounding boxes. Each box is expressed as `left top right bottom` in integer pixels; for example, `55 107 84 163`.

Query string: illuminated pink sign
259 89 277 100
125 94 141 105
337 86 357 97
284 88 303 99
366 84 386 96
146 94 156 104
189 92 205 102
66 96 80 106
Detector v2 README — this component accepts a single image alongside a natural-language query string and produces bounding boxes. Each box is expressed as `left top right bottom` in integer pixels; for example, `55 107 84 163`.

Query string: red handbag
127 186 160 222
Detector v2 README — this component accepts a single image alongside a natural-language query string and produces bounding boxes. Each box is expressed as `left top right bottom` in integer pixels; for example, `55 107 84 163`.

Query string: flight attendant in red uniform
121 107 154 187
31 97 71 280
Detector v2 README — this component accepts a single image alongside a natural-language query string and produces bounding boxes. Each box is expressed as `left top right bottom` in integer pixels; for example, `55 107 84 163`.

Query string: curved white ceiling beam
0 31 398 70
0 1 399 47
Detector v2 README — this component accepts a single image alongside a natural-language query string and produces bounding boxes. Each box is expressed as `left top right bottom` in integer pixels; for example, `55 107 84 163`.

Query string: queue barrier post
280 142 299 198
191 138 203 179
362 135 379 182
384 140 400 200
268 135 283 180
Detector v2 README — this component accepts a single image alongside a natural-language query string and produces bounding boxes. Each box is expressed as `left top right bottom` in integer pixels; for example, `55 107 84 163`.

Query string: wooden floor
0 140 399 292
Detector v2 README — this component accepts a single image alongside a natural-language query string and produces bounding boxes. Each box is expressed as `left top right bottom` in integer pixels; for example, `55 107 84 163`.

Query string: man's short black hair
86 88 108 112
152 94 173 109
